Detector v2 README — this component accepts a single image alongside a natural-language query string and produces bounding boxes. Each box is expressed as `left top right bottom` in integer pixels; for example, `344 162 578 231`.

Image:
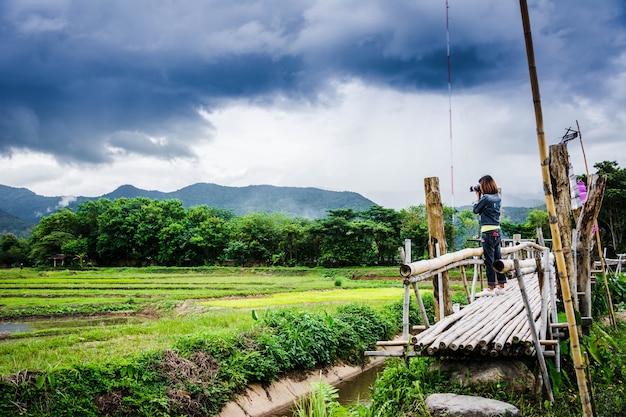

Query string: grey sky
1 0 624 209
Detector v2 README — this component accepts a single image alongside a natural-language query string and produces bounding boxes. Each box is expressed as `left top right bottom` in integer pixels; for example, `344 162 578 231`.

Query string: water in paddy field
0 315 152 335
267 361 386 417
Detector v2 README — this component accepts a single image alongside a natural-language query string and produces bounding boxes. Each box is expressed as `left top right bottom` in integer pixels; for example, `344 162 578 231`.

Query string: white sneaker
475 288 496 297
494 286 506 296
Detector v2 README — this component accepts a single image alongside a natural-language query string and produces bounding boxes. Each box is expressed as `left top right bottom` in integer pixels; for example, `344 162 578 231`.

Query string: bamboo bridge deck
408 276 553 359
366 243 563 368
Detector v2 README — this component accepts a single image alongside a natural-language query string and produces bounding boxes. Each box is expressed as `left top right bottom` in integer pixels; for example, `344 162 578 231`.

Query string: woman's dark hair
479 175 499 194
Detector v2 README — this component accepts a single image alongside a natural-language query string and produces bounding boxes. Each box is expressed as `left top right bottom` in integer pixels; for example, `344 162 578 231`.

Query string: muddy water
0 316 151 334
267 362 386 417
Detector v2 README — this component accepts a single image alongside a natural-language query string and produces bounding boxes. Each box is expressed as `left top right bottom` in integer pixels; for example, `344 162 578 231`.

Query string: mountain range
0 183 546 238
0 183 378 237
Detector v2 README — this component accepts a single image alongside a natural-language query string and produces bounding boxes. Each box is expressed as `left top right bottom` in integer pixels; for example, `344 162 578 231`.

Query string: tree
28 209 80 265
456 209 479 248
527 209 550 239
399 205 430 261
594 161 626 251
311 210 364 266
74 199 112 263
363 206 402 265
184 206 230 265
226 212 281 265
0 233 30 266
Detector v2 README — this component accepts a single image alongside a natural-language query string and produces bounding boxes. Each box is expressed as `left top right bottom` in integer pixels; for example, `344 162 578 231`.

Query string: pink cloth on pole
577 181 587 202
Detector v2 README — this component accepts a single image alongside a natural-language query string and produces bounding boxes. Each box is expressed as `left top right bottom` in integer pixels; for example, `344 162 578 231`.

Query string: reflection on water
0 323 33 333
267 362 385 417
0 316 150 335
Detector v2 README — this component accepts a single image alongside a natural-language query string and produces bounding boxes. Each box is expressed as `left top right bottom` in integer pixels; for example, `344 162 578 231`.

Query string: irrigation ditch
219 349 395 417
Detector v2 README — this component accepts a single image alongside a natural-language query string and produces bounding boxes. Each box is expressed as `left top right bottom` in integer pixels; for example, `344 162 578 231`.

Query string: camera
469 185 481 193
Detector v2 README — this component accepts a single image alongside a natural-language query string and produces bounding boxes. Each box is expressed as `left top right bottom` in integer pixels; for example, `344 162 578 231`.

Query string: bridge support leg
515 259 554 403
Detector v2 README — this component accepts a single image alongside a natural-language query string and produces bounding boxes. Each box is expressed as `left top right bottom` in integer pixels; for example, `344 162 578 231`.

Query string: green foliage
592 273 626 316
0 301 404 417
0 233 30 266
292 379 346 417
260 308 339 370
594 161 626 252
399 205 430 261
333 304 395 366
368 358 432 416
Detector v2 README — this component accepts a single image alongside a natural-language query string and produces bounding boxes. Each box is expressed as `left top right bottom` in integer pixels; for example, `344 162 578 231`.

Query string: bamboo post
577 120 616 328
518 1 592 414
403 277 410 341
471 258 479 302
435 242 445 321
546 247 561 372
412 282 430 328
460 265 470 303
402 239 411 341
515 259 554 403
405 238 430 330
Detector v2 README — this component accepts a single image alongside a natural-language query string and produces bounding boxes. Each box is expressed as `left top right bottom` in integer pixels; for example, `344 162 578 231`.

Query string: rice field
0 266 410 376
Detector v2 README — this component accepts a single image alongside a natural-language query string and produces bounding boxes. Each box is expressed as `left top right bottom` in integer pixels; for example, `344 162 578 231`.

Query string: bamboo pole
411 282 430 328
518 1 592 413
401 242 545 278
401 247 483 277
516 259 554 403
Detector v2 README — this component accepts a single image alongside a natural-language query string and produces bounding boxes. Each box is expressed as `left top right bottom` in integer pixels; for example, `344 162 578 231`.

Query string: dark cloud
0 0 623 165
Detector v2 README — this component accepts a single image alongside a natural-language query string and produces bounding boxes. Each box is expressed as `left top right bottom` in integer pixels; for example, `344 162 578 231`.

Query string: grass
2 265 625 416
0 267 406 313
0 266 412 377
198 287 407 309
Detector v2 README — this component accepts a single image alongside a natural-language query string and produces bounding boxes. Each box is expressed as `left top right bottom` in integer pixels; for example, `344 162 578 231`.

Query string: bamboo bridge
366 241 565 375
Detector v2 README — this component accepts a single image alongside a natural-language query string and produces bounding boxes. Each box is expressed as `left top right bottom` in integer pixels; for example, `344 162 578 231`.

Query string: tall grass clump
368 357 433 417
292 379 342 417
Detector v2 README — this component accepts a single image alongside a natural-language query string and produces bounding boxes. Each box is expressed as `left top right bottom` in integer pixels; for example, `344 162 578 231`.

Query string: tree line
1 160 623 268
0 199 546 268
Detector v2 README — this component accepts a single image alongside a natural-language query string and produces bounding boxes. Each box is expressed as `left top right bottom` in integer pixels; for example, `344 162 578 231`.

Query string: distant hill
0 183 379 236
0 209 34 238
0 183 548 238
458 205 546 224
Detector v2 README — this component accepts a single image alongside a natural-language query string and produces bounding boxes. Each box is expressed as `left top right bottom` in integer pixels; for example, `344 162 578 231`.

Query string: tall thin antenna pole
446 0 456 249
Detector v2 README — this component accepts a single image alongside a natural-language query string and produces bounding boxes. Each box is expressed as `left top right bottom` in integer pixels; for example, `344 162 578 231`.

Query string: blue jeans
481 230 507 286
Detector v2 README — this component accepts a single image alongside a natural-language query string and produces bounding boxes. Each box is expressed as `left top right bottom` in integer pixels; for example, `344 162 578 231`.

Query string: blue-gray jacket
472 193 501 227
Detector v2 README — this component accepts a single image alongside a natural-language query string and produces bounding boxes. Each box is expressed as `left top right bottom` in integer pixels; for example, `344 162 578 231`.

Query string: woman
473 175 506 296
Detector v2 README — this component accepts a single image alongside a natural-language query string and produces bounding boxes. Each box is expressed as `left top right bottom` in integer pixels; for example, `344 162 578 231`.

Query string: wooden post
576 174 607 320
424 177 452 320
518 1 593 414
549 144 577 308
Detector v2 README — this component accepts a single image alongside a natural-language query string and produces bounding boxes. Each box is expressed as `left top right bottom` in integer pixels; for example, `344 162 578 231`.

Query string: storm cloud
1 0 625 208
